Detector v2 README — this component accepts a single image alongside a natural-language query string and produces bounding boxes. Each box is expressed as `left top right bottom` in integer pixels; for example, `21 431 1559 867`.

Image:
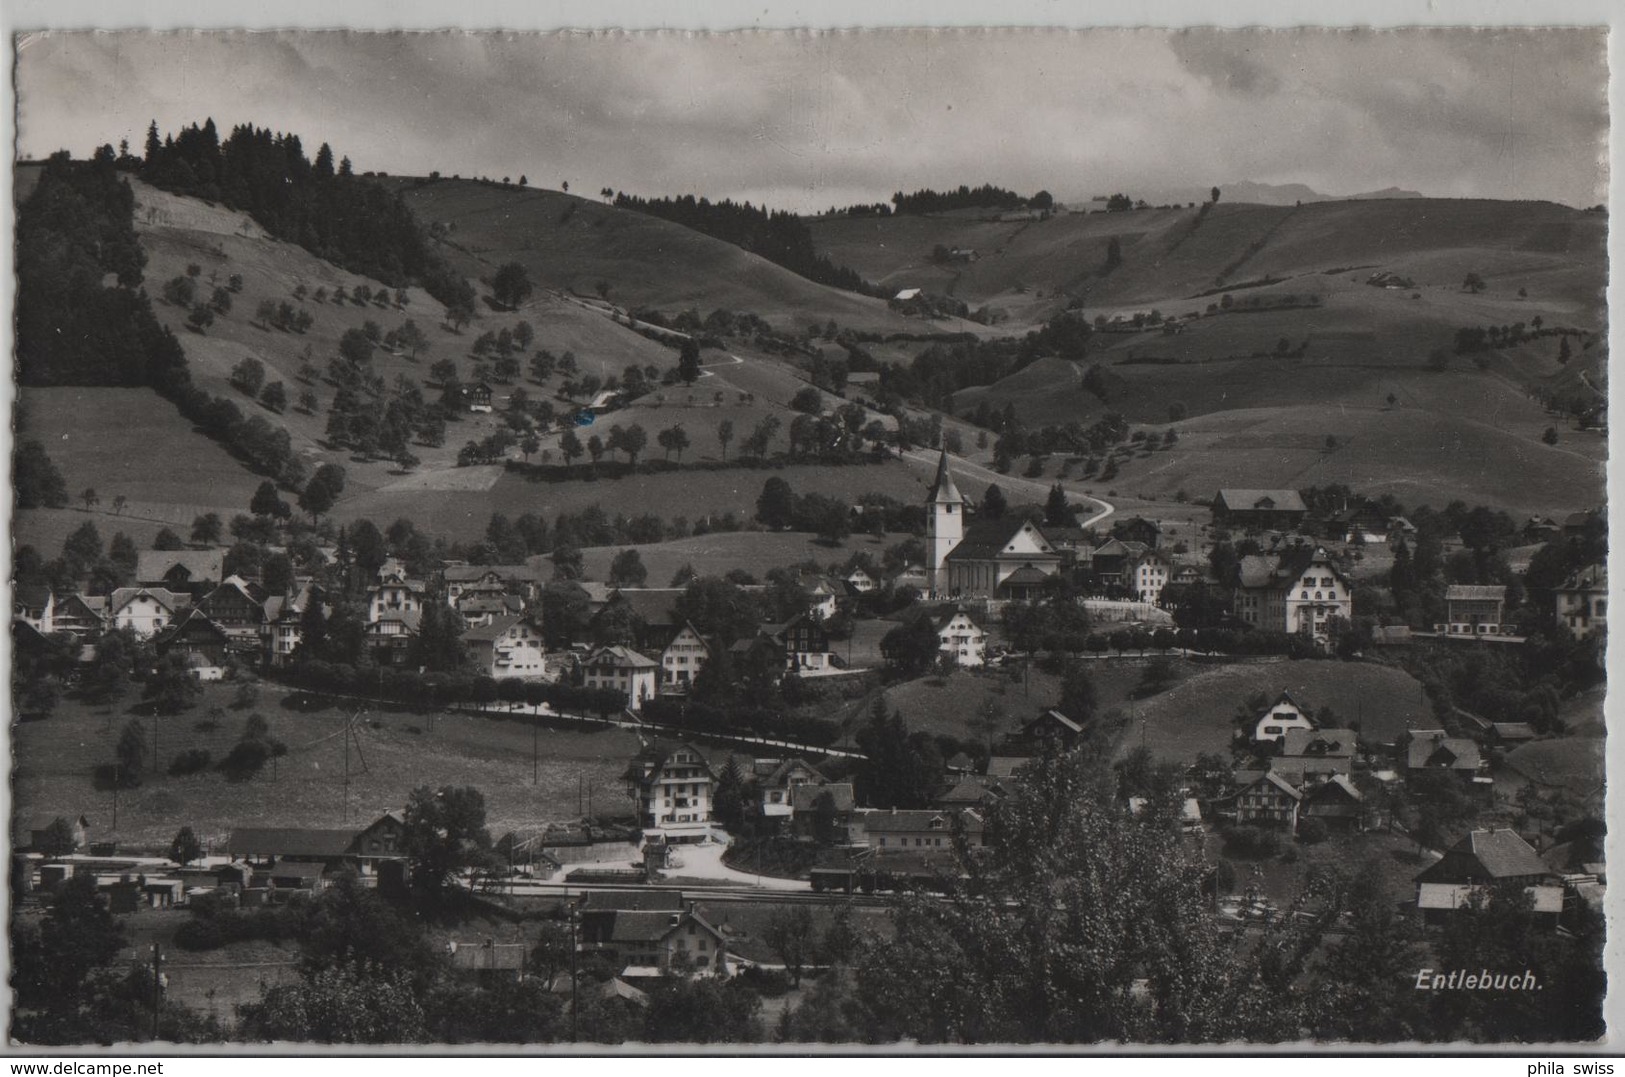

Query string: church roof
927 448 963 506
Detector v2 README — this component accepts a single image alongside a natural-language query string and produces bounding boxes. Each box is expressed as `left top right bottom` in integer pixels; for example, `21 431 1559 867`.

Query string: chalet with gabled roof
1234 771 1302 828
1415 829 1562 922
1440 584 1509 637
1556 563 1607 640
13 583 55 634
1274 727 1357 786
1212 488 1308 532
659 621 711 694
1252 690 1315 744
1301 774 1364 829
152 607 232 675
935 608 987 666
108 587 186 638
136 549 225 596
1406 731 1485 780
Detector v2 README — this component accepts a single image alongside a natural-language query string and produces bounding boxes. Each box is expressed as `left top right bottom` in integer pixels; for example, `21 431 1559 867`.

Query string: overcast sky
15 28 1609 210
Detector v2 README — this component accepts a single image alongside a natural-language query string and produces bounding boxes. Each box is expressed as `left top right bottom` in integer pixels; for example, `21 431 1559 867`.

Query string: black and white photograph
5 15 1613 1051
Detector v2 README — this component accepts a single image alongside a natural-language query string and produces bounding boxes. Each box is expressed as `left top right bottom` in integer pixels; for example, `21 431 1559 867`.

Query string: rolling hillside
811 198 1605 326
390 178 996 338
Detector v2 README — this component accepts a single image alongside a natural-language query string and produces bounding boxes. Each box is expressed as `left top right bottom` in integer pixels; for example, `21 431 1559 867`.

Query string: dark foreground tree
842 748 1313 1043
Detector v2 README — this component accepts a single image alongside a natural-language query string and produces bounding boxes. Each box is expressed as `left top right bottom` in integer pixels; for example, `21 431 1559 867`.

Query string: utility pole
112 763 119 832
343 714 350 823
151 942 162 1041
569 902 580 1043
533 718 539 785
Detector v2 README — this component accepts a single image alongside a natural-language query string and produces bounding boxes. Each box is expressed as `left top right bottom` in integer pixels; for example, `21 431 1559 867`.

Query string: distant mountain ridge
1071 180 1427 208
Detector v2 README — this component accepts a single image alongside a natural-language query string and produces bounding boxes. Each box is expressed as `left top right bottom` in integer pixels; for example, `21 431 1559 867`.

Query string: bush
1296 817 1329 844
1223 824 1283 859
737 966 794 998
168 748 213 776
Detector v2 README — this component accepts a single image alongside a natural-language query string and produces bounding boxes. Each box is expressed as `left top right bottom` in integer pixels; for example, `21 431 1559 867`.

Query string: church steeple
928 446 963 506
925 446 963 598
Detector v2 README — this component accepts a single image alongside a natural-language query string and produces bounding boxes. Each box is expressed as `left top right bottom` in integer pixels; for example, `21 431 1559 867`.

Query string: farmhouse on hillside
1252 690 1316 745
1414 829 1563 923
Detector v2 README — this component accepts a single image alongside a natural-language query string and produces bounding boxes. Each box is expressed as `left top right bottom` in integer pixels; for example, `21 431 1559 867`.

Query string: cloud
15 28 1608 210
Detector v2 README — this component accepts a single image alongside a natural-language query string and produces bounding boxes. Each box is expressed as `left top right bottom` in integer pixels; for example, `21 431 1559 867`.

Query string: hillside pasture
393 179 991 338
18 386 267 531
1117 659 1434 765
12 684 641 847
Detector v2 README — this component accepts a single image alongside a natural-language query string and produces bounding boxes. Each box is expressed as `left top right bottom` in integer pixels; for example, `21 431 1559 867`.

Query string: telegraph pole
569 902 580 1043
343 715 350 823
151 942 162 1041
533 718 539 785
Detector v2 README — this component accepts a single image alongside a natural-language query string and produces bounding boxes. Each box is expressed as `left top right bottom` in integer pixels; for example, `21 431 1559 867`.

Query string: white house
368 567 426 624
804 578 839 621
623 741 715 841
107 587 185 638
1233 546 1352 641
464 615 548 679
1129 549 1173 605
1556 563 1607 640
660 622 711 694
936 609 988 667
844 567 878 594
584 646 660 711
1252 690 1315 745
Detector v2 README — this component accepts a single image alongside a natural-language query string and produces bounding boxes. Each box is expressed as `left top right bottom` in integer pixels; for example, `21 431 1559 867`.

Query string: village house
762 612 836 674
860 808 986 853
802 577 840 621
107 586 186 638
1088 538 1150 592
13 583 55 635
935 774 1010 812
135 549 225 597
1414 829 1563 923
152 608 233 679
464 615 548 679
456 592 526 628
1232 546 1352 641
367 566 427 624
583 645 660 710
757 758 828 823
1406 730 1487 782
591 588 688 652
789 781 857 841
843 566 878 595
659 622 711 694
262 584 321 668
53 593 108 638
590 905 730 978
935 608 988 666
1273 727 1358 786
1555 563 1607 640
442 564 543 606
197 575 269 657
1010 709 1085 754
623 741 715 841
465 381 494 412
1211 488 1309 533
365 609 420 666
1300 775 1365 831
1251 690 1316 745
1233 771 1303 829
924 448 1062 600
1128 548 1174 605
1113 516 1163 549
1440 584 1509 637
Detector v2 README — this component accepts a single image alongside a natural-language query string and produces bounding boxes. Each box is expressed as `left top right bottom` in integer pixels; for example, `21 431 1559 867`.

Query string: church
925 449 1062 601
